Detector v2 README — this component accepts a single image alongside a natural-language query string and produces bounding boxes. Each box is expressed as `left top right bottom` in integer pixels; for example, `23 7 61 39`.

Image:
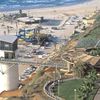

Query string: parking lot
19 65 37 81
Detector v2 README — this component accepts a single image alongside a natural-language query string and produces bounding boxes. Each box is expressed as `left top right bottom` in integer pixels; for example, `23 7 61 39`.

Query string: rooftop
0 35 17 43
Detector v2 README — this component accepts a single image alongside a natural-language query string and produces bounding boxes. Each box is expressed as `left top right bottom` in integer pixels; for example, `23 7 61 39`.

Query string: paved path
94 83 100 100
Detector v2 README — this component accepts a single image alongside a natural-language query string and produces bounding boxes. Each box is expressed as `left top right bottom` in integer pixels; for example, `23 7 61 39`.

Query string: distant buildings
17 16 44 24
83 19 95 26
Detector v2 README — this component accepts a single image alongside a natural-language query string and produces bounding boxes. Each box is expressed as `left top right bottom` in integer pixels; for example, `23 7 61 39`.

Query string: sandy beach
19 0 100 17
0 0 99 36
0 0 99 74
0 0 100 18
0 0 99 75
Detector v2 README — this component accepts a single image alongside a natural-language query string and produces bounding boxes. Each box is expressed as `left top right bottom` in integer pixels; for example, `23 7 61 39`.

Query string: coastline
0 0 99 36
0 0 99 17
0 0 90 12
23 0 100 19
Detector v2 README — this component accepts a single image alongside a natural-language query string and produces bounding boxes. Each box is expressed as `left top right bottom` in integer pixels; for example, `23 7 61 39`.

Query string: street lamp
74 89 77 100
58 79 60 97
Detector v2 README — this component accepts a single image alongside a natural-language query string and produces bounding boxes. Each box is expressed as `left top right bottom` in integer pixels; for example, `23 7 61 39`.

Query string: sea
0 0 89 11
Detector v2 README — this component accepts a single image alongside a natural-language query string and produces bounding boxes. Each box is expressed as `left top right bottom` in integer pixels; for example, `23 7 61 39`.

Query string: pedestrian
4 31 6 35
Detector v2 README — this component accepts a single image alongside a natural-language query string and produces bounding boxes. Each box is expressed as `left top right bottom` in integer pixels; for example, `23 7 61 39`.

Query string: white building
0 35 19 93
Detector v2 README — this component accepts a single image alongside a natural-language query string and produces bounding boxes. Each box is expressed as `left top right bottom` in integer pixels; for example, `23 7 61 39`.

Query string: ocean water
0 0 88 11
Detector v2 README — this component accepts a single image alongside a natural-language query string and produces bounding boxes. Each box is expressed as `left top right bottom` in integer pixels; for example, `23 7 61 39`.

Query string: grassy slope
55 79 99 100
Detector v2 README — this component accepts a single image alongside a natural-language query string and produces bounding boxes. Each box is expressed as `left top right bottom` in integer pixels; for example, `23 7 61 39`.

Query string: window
5 52 15 59
5 44 9 48
4 44 10 50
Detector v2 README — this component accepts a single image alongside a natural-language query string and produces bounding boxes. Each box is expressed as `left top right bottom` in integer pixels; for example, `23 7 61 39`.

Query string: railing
0 58 64 68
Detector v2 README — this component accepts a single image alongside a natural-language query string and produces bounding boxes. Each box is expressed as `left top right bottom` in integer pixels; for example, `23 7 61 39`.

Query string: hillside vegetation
76 13 100 49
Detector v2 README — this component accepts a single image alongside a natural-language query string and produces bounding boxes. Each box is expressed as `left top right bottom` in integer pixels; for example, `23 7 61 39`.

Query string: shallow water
0 0 88 11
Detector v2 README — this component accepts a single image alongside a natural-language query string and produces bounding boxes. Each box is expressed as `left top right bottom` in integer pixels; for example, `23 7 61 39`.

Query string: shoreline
22 0 100 19
0 0 90 12
0 0 99 15
0 0 99 36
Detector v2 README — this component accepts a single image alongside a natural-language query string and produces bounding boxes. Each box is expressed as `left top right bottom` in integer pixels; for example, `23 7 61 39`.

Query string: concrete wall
0 63 19 93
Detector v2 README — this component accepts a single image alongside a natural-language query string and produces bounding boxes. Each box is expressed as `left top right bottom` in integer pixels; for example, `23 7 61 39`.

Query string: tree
78 68 97 100
86 68 97 87
78 83 89 100
74 61 87 78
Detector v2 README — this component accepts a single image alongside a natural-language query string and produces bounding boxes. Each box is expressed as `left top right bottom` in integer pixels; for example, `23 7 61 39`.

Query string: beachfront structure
0 35 19 93
86 12 96 19
17 17 44 24
3 13 27 22
83 19 95 26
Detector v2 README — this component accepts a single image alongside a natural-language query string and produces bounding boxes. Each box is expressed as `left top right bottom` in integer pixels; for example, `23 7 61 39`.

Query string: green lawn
54 79 99 100
55 79 82 100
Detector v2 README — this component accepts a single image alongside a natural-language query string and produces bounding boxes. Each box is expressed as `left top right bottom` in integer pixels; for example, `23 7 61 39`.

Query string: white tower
0 35 19 93
0 63 19 92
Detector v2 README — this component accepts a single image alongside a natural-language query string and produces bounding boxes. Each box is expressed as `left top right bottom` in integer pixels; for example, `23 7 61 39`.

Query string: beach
21 0 100 17
0 0 99 74
0 0 99 37
0 0 99 33
0 0 100 17
0 0 99 72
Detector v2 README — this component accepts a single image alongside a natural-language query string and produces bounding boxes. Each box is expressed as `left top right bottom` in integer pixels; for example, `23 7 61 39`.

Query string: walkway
44 78 77 100
94 83 100 100
0 58 64 68
44 80 63 100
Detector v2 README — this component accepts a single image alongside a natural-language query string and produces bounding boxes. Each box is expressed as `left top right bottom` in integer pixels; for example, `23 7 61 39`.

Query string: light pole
74 89 77 100
56 64 61 99
58 79 60 97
